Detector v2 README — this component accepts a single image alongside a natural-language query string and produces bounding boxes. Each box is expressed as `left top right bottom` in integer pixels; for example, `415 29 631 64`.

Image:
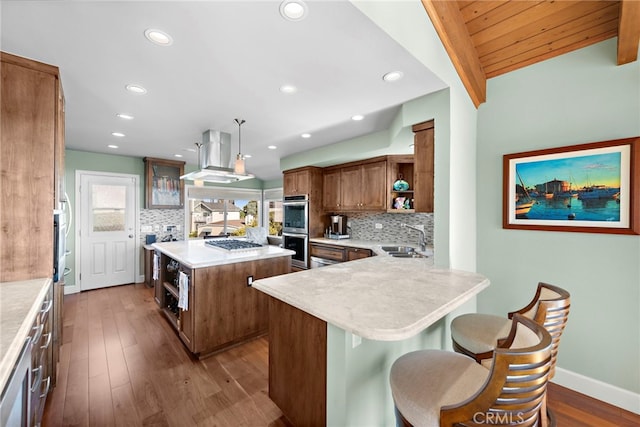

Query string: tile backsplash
345 212 434 246
139 208 185 244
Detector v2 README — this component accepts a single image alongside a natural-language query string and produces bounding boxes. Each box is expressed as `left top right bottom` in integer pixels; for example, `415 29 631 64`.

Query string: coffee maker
329 214 349 238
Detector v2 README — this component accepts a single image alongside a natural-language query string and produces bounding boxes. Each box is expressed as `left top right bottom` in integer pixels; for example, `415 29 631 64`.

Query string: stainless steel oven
283 195 309 234
282 233 308 269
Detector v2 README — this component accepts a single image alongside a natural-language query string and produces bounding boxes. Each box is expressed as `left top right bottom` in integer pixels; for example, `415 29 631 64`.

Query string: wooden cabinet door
54 84 65 210
413 121 434 213
346 247 372 261
283 171 297 196
284 170 310 196
0 55 57 282
294 171 309 195
322 169 342 211
339 166 362 210
360 161 387 210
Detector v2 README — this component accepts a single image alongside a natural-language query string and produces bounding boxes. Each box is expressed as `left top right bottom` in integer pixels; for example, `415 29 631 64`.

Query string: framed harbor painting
144 157 185 209
503 137 640 235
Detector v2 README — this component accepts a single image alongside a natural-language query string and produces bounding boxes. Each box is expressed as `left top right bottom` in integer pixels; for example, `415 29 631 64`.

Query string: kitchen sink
381 246 415 253
390 252 427 258
380 245 427 258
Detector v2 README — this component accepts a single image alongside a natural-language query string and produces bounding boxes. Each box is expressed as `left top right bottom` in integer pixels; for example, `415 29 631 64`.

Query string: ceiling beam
421 0 486 108
618 0 640 65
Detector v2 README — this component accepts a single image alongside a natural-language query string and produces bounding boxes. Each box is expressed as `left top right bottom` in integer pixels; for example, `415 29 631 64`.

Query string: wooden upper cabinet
0 52 64 282
413 120 435 213
360 161 387 210
342 161 387 211
322 169 342 211
339 165 362 211
283 167 321 196
324 159 387 212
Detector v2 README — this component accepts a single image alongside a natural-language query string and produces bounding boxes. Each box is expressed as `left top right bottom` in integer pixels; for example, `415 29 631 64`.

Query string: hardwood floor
43 283 289 427
44 283 640 427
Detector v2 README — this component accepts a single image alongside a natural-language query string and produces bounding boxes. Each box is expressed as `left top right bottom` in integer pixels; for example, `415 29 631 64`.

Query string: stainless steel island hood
180 129 255 183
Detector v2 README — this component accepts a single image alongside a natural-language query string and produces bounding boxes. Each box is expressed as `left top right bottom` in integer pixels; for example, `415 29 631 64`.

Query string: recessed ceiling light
125 84 147 94
268 145 277 150
107 145 119 149
244 154 252 158
279 0 307 21
279 84 298 94
174 154 183 158
144 28 173 46
111 132 125 137
183 147 197 153
116 113 134 120
383 71 404 82
351 115 364 121
301 133 311 139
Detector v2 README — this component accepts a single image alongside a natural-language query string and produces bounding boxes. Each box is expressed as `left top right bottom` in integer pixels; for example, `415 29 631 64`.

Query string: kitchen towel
152 253 159 281
178 271 189 311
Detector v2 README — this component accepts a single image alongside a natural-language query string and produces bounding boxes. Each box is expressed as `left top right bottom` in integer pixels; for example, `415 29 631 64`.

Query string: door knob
129 234 134 238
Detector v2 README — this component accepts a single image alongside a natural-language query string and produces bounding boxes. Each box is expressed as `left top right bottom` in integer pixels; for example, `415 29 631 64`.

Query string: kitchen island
152 239 294 358
252 254 489 426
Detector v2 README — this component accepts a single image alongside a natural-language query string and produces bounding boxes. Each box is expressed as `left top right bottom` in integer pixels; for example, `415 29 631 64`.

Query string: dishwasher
310 256 340 268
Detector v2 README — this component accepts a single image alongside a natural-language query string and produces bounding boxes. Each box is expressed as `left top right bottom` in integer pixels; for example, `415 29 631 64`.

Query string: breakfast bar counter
253 255 487 341
252 257 489 426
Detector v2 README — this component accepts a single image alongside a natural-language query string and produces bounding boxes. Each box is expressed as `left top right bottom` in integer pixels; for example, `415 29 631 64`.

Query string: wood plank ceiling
422 0 640 107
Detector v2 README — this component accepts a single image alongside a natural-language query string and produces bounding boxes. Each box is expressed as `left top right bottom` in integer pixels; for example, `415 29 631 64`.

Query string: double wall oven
282 195 309 269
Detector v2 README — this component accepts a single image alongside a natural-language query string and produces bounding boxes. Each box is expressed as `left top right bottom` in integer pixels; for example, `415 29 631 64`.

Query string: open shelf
163 281 179 299
161 307 179 330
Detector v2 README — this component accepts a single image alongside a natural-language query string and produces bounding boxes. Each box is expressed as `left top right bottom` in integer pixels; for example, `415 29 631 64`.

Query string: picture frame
144 157 185 209
503 137 639 234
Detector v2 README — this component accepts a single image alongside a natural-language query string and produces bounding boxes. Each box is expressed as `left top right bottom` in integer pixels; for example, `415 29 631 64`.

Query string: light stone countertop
152 239 295 269
0 277 52 393
252 255 489 341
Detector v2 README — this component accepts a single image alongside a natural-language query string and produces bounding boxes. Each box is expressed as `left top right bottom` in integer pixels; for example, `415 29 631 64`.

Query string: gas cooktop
205 239 263 251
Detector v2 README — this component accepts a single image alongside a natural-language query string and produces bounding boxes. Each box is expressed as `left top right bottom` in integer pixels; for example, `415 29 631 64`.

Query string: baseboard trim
553 367 640 415
63 278 145 295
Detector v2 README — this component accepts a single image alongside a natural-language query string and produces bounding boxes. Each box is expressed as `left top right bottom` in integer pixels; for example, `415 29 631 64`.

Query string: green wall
476 39 640 399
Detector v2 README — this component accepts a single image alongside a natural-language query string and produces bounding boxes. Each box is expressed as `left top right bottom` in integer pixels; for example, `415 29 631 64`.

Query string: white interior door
79 172 137 290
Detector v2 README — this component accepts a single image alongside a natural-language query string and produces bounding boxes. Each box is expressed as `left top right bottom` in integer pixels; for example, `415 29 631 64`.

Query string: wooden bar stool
451 282 570 376
390 314 553 426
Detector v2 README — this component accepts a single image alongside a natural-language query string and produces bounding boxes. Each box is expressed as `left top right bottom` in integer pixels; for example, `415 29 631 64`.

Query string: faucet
401 223 426 252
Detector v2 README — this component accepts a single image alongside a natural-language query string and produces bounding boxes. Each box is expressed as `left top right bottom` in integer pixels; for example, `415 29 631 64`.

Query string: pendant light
234 118 246 175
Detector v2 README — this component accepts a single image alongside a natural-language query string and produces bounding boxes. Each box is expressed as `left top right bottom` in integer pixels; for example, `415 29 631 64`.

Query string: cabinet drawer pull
31 365 43 392
40 332 52 350
40 376 51 399
41 299 53 315
32 323 44 345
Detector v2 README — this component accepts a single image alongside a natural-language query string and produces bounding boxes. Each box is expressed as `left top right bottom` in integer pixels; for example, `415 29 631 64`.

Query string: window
263 188 283 236
186 186 262 239
92 184 126 232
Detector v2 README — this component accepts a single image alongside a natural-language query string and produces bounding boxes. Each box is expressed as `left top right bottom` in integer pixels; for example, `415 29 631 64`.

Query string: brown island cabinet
152 240 293 358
